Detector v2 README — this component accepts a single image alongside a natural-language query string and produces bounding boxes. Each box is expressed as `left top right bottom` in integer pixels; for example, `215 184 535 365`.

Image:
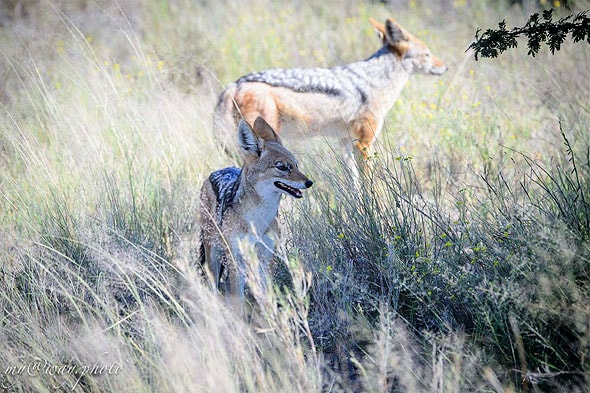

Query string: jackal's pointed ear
369 17 386 42
253 116 281 144
237 119 261 157
384 19 410 57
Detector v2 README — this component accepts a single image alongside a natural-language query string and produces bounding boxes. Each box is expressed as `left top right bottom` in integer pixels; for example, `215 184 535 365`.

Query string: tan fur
199 117 312 308
215 17 447 176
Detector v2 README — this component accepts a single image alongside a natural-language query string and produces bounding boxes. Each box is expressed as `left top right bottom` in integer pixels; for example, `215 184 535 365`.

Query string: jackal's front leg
254 229 277 296
227 238 247 303
352 115 380 178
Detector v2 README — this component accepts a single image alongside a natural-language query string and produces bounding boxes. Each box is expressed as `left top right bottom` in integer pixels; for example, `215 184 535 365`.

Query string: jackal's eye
274 161 291 172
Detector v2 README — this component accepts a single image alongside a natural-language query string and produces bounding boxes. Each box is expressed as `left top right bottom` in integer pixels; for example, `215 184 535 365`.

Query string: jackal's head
238 117 313 199
370 17 447 76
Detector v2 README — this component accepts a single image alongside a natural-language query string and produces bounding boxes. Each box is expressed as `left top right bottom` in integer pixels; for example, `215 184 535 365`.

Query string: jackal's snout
274 172 313 199
429 55 447 75
294 170 313 190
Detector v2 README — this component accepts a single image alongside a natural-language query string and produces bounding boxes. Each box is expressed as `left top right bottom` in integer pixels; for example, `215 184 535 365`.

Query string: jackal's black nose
305 180 313 188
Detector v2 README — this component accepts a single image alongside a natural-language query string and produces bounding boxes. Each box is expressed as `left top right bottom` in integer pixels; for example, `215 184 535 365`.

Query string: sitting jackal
215 17 446 175
199 117 313 305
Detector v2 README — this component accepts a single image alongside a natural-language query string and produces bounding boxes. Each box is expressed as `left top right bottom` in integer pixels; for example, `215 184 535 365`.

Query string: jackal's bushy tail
213 83 240 156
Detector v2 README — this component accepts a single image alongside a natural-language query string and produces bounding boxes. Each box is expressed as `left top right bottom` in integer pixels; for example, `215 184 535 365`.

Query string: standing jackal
199 117 313 305
215 17 446 174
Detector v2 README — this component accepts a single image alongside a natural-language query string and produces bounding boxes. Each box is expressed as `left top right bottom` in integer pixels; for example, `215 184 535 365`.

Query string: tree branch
468 9 590 60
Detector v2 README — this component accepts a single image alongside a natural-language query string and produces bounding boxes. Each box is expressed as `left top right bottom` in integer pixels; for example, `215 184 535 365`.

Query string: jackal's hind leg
340 137 361 181
207 245 225 292
239 88 281 132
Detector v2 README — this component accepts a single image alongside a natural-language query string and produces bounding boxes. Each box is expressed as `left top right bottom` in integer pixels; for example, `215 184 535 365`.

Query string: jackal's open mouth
274 181 303 198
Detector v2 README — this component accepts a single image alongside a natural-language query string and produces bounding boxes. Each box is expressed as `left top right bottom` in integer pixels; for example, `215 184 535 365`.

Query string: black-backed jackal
215 17 447 175
199 117 313 307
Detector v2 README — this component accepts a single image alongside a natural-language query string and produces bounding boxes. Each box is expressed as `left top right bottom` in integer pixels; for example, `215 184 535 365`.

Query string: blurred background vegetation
0 0 588 392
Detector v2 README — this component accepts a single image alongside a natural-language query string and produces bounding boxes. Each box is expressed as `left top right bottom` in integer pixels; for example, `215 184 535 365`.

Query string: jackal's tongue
274 181 303 198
